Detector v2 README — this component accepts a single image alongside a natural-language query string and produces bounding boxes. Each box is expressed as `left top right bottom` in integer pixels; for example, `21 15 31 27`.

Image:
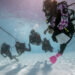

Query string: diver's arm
44 25 54 34
28 43 31 51
44 25 51 34
44 28 48 34
25 43 31 51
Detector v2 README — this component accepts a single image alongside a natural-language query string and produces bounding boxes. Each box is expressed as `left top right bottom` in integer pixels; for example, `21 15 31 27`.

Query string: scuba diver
42 38 53 52
0 43 18 61
15 41 31 55
29 29 42 45
43 0 75 64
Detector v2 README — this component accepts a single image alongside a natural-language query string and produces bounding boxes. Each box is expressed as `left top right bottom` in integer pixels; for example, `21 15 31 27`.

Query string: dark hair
43 0 57 17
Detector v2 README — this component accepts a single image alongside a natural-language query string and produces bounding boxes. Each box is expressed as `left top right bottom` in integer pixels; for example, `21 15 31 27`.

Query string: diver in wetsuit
43 0 75 64
29 29 42 45
42 38 53 52
15 42 31 55
0 43 18 61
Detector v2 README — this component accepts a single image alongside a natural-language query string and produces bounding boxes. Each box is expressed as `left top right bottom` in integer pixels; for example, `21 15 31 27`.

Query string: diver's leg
6 50 13 59
52 31 58 42
58 44 67 55
58 37 72 55
49 38 71 64
7 50 19 61
49 44 67 64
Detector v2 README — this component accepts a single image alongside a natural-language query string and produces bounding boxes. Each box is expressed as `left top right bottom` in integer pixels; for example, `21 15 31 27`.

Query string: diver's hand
28 43 30 47
44 30 47 34
44 28 48 34
28 43 31 51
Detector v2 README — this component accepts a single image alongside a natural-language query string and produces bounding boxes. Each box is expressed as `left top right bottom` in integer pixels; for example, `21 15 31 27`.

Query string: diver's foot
49 56 57 64
49 53 61 64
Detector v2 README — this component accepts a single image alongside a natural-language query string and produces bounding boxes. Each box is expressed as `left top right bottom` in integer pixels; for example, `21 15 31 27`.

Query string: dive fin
49 53 61 64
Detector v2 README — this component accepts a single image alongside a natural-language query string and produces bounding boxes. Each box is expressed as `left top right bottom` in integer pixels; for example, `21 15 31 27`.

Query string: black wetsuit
52 17 74 55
